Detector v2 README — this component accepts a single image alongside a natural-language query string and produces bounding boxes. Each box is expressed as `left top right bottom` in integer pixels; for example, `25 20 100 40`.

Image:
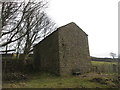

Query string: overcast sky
47 0 119 58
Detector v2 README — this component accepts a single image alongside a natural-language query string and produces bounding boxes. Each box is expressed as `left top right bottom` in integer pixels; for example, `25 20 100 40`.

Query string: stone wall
58 23 91 76
34 22 91 76
2 59 23 73
33 31 60 75
2 59 33 73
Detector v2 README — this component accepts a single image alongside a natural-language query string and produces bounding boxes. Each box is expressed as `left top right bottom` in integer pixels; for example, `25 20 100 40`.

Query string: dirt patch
90 77 120 88
90 78 107 84
3 72 28 83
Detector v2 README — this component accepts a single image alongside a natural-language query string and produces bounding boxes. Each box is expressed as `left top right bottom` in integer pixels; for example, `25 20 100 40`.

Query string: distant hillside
91 57 118 62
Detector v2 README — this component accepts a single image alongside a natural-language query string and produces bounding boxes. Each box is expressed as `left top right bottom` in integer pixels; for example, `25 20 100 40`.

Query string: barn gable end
34 22 91 76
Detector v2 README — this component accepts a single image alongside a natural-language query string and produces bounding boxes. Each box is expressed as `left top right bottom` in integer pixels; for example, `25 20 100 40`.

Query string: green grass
3 61 119 88
91 61 118 65
3 72 116 88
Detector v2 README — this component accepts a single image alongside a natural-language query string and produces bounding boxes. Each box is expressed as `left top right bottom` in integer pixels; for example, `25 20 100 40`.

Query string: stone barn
33 22 91 76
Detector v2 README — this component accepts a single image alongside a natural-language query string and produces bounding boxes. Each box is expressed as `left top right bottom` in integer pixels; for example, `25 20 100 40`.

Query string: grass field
3 72 119 88
91 61 118 65
3 61 119 88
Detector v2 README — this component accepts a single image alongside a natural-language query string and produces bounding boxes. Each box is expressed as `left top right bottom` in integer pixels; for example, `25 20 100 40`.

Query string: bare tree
0 1 57 59
21 3 56 60
0 2 23 53
110 52 116 59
